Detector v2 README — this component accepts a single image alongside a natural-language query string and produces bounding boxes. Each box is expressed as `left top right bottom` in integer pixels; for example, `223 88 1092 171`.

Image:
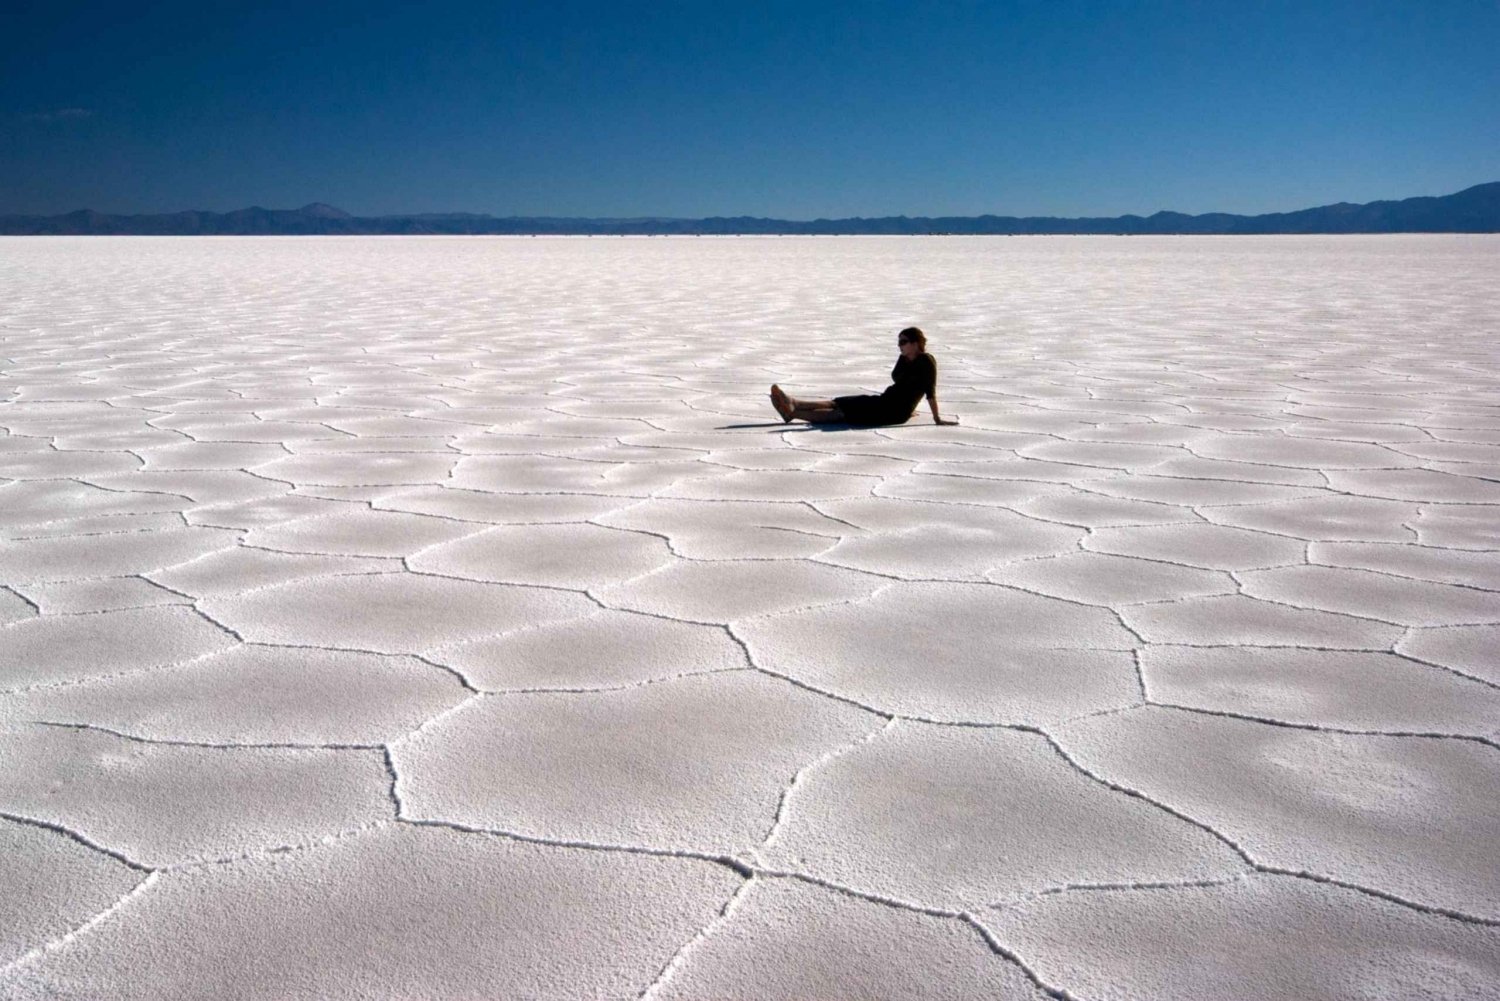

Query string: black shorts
834 394 908 427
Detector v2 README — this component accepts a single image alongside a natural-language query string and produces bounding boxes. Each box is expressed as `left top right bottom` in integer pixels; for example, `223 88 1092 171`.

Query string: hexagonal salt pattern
758 722 1245 910
3 235 1498 998
1057 708 1500 919
393 672 878 855
648 877 1047 1001
0 725 391 867
0 818 146 968
2 825 741 1001
982 875 1500 1001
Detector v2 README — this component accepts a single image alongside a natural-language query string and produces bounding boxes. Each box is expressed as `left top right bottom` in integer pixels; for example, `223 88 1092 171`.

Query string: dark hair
898 326 927 351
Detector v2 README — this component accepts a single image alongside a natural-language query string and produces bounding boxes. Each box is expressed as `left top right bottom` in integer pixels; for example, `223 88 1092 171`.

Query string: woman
770 326 956 426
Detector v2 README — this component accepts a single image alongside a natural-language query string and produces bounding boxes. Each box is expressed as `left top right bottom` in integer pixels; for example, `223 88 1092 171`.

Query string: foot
770 384 793 423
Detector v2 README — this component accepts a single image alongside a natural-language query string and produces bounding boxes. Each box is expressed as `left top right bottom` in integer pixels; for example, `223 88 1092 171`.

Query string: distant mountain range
4 182 1498 235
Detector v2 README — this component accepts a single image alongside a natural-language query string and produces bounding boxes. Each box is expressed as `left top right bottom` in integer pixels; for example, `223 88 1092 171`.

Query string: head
897 326 926 359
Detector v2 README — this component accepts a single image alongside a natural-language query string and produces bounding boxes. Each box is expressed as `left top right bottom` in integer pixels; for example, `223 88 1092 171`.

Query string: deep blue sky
4 1 1497 218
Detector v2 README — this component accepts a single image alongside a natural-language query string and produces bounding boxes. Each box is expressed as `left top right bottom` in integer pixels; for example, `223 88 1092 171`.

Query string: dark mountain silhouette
3 183 1497 235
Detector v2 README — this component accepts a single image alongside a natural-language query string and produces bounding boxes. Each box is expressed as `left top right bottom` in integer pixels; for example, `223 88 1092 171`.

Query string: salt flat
1 234 1498 1000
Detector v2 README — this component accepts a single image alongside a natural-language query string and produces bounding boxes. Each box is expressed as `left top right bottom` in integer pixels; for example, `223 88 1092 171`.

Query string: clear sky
4 1 1498 218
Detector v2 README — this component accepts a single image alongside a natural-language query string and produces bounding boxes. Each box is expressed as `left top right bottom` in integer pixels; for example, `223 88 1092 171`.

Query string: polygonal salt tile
288 435 459 454
1121 595 1404 648
149 546 398 599
244 508 480 558
963 414 1096 437
137 442 287 470
202 572 594 653
373 486 623 524
0 435 51 453
1200 494 1419 542
987 552 1234 605
819 518 1080 580
1326 468 1500 503
1057 707 1500 918
1239 565 1500 626
0 480 186 530
816 496 1025 537
289 484 396 503
1428 460 1500 481
178 422 357 445
738 582 1134 723
1017 440 1185 470
661 469 880 502
394 672 876 853
1145 455 1327 487
598 498 847 560
408 405 530 426
620 430 751 453
0 726 390 866
1142 647 1500 736
450 454 620 492
3 511 186 541
1015 491 1197 528
410 523 670 590
452 433 599 457
254 405 393 423
759 722 1243 909
1088 476 1321 506
0 606 236 691
19 577 187 614
982 875 1500 1001
652 878 1044 1001
1070 422 1205 445
1396 625 1500 685
1289 420 1431 443
1411 505 1500 549
913 457 1113 484
596 560 879 623
435 609 746 690
807 452 916 477
872 471 1071 508
0 449 143 479
1394 440 1500 462
3 824 739 1001
320 415 463 437
88 470 290 506
254 453 456 487
1191 435 1416 469
1085 523 1306 571
567 443 709 464
183 493 350 530
11 645 469 745
601 458 729 495
500 415 651 438
1310 541 1500 589
704 447 822 471
0 817 145 967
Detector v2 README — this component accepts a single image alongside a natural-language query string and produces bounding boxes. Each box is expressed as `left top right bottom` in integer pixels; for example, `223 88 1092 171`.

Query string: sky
3 1 1498 218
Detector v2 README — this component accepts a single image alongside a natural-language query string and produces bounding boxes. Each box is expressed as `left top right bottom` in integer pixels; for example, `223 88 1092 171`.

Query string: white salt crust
2 235 1498 1000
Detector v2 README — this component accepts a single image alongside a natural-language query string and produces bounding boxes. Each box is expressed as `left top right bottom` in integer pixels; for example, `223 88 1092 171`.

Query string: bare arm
928 390 956 425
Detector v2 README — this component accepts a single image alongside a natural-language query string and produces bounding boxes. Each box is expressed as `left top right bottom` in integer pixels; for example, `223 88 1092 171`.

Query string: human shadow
715 422 881 432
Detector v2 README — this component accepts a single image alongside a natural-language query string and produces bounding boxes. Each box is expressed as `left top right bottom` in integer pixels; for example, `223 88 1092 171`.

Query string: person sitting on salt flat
770 326 957 427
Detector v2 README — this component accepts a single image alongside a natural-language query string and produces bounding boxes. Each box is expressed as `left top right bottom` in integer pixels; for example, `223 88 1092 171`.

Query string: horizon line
9 179 1497 223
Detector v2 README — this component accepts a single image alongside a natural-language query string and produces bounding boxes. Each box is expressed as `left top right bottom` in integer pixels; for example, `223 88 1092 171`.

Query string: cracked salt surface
2 235 1498 999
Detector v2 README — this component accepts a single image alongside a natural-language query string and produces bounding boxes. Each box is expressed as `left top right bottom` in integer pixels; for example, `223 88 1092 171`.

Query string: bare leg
791 400 845 423
771 385 845 424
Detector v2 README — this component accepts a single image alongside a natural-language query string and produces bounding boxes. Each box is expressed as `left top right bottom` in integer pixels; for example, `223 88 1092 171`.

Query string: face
898 333 919 359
